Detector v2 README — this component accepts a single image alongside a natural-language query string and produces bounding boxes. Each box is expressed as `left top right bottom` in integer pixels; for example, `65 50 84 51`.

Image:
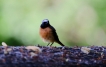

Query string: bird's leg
47 43 50 46
50 42 54 46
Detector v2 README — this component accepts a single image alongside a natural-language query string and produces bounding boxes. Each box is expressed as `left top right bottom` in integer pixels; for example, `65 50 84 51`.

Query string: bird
39 19 65 46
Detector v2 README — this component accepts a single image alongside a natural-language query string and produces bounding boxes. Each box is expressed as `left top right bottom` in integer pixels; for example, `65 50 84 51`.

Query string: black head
40 19 50 28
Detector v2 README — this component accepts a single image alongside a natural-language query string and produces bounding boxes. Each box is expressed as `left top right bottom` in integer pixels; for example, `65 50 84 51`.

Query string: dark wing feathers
49 25 60 42
49 25 64 46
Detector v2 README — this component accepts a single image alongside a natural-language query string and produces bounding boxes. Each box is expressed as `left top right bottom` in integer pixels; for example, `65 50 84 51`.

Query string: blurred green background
0 0 106 46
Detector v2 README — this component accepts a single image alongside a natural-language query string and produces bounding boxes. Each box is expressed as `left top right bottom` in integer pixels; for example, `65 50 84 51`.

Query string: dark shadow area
0 37 23 46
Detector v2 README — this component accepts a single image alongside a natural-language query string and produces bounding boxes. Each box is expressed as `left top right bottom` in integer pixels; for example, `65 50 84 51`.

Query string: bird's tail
57 41 65 46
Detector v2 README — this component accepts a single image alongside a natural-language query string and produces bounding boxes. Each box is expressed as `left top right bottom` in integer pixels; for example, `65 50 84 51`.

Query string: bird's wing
49 25 60 41
49 25 65 46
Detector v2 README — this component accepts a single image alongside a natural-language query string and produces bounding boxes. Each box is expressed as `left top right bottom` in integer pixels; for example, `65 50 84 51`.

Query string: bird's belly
42 38 51 43
40 28 54 43
41 34 54 43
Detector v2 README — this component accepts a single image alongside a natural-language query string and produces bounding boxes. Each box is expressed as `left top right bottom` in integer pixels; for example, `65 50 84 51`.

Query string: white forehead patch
42 19 49 22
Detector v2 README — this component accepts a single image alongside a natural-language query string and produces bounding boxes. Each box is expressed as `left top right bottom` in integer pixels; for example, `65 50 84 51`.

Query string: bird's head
40 19 50 28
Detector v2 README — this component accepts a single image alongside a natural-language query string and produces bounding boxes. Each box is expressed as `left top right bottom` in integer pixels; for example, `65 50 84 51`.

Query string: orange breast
39 27 54 42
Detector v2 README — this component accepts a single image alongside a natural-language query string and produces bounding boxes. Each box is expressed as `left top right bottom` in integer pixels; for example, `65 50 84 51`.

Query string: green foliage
0 0 106 46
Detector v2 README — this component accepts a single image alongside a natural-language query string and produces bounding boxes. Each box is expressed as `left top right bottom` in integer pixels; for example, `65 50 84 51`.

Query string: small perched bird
39 19 65 46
